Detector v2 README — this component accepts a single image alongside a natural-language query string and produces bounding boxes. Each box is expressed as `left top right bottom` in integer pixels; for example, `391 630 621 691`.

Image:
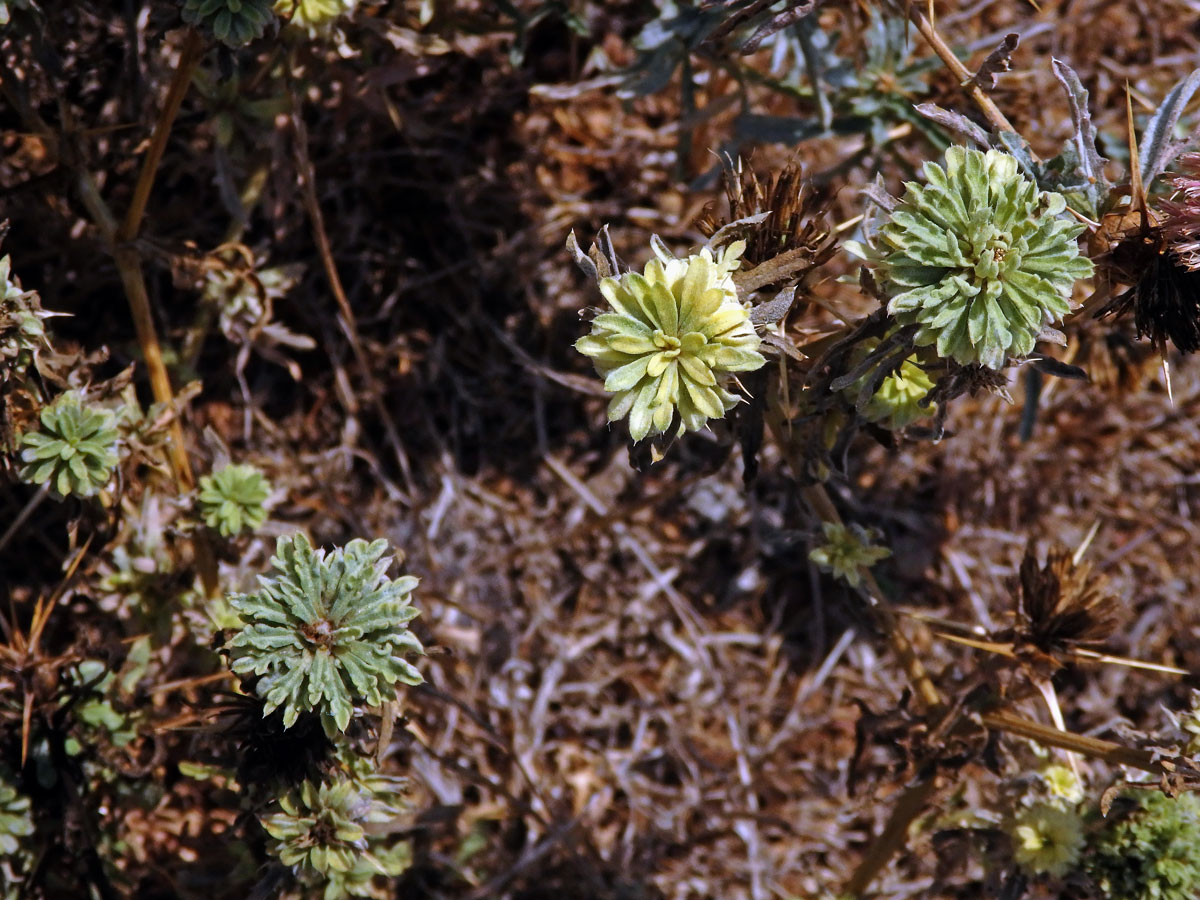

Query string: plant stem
906 2 1024 144
289 82 417 500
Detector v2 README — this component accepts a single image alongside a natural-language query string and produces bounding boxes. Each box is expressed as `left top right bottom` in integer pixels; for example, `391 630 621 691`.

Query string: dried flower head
198 463 271 537
1160 152 1200 271
696 157 836 272
1101 245 1200 356
18 390 119 498
575 240 766 442
808 521 891 588
1010 802 1084 877
1014 542 1119 659
181 0 275 47
274 0 356 35
851 147 1093 369
228 534 423 734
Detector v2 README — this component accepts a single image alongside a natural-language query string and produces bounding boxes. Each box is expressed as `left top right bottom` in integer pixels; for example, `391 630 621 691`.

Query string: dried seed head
697 158 835 273
1014 542 1119 657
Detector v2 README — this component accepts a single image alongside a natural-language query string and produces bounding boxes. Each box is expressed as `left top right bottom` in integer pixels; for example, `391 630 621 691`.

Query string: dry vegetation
2 1 1200 899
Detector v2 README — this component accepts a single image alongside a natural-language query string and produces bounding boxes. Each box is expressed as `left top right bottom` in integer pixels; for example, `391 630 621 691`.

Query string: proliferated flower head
1010 802 1085 877
808 521 891 588
841 337 935 430
575 240 766 442
18 390 119 498
198 463 271 537
181 0 276 47
274 0 356 36
852 146 1093 370
228 534 423 734
261 773 409 896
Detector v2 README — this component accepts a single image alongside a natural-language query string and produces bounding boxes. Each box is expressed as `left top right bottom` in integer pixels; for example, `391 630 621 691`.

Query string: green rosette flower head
262 772 409 897
808 521 891 588
18 390 119 498
575 240 766 442
858 147 1093 370
0 776 33 857
198 462 271 537
228 534 424 734
181 0 276 47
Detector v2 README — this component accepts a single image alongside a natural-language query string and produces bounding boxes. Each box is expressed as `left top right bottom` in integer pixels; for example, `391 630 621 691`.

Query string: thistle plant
198 463 271 537
575 240 766 442
181 0 275 47
808 522 891 588
261 774 409 899
849 147 1093 370
228 534 424 734
18 390 119 498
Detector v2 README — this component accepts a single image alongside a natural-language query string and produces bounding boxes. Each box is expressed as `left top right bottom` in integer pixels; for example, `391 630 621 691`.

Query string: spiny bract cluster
858 147 1093 370
18 390 119 498
228 534 423 733
575 240 766 442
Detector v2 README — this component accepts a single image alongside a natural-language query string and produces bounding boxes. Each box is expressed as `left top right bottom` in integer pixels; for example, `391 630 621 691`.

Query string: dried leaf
1139 68 1200 188
1051 58 1108 188
971 33 1019 91
914 103 990 149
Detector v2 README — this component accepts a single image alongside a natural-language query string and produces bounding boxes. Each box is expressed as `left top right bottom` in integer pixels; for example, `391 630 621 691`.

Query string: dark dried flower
1097 155 1200 355
1160 152 1200 270
1101 251 1200 355
1014 542 1119 658
697 157 836 275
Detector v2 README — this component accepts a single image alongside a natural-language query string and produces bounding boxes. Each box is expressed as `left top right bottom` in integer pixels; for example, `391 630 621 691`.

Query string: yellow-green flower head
1180 689 1200 757
858 147 1093 370
1041 763 1084 806
274 0 355 35
1011 802 1084 877
808 521 891 588
575 240 766 442
843 338 935 430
